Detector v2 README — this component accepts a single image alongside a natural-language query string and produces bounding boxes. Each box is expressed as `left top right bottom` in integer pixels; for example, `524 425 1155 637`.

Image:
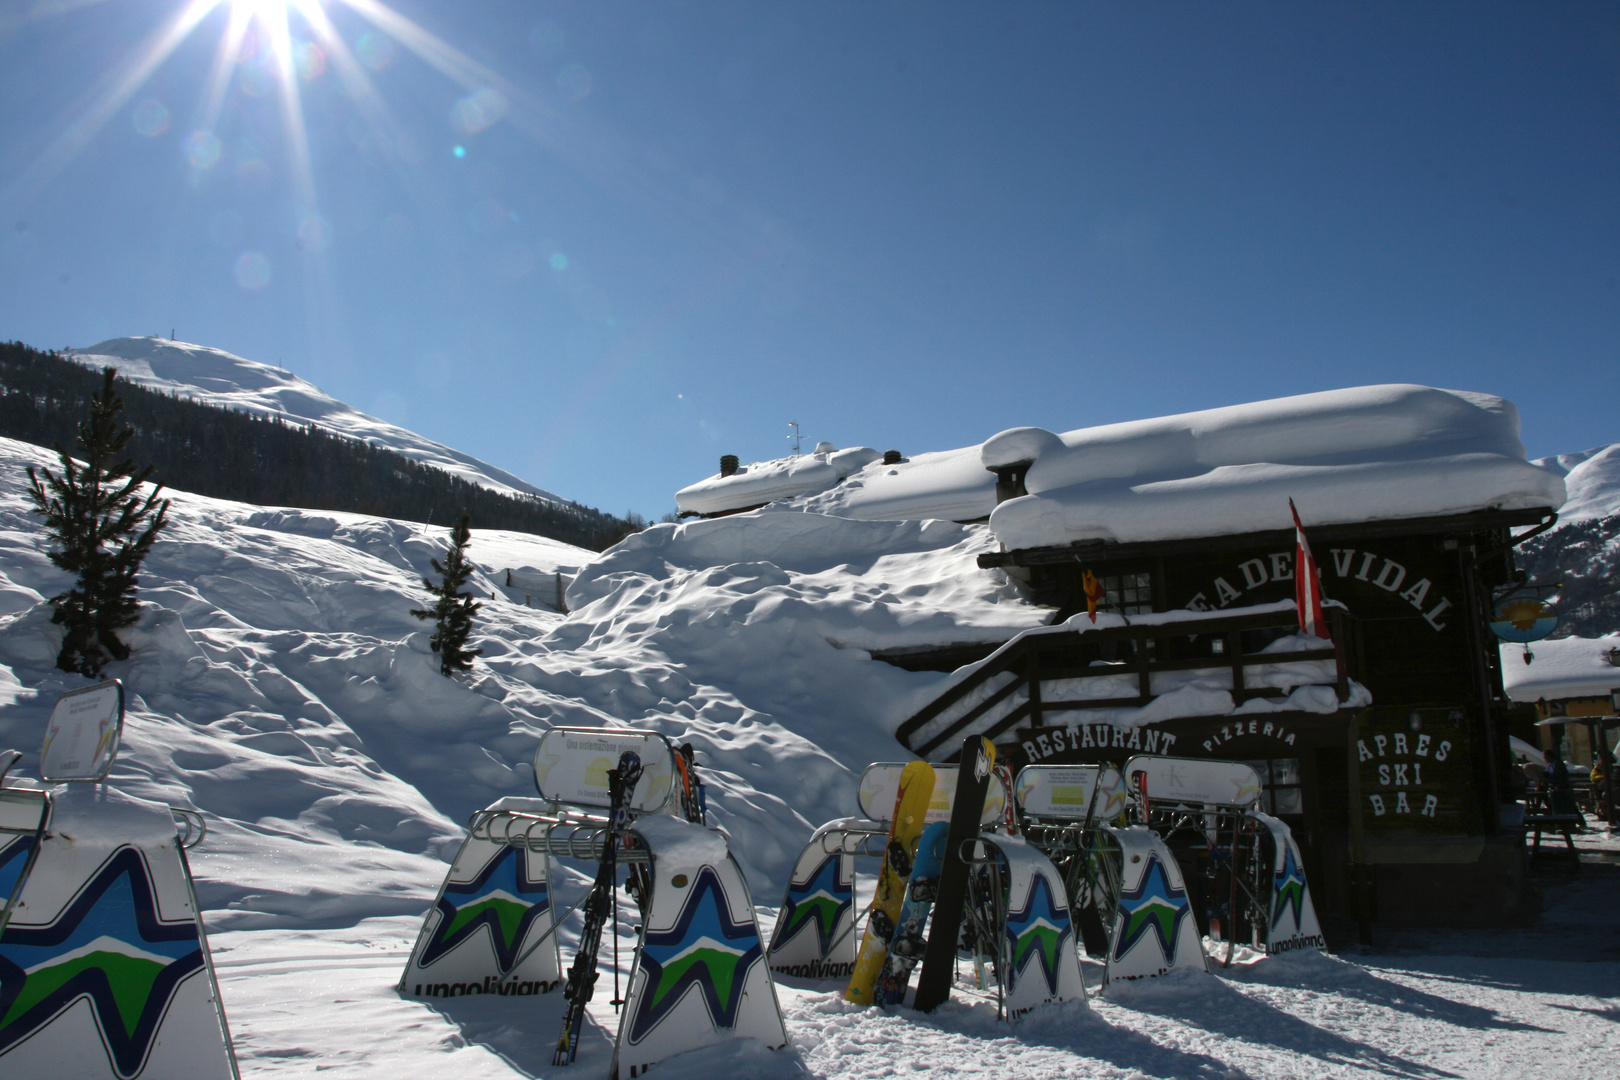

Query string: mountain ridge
69 337 565 505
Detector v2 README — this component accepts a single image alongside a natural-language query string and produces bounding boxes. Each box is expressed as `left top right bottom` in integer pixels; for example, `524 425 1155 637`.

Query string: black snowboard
910 735 995 1013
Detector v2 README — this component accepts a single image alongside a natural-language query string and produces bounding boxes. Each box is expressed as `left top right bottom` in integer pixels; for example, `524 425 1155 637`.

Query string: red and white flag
1290 499 1329 639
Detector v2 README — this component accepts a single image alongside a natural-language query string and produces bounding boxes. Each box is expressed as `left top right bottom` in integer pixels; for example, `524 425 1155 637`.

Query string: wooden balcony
895 602 1363 760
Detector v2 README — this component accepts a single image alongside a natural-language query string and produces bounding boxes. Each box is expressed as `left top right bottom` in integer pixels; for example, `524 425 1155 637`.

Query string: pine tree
26 367 171 677
411 513 484 676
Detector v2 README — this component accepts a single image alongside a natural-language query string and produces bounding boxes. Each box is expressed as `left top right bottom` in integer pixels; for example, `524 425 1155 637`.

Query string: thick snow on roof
1501 633 1620 702
70 337 565 503
676 385 1572 537
1533 443 1620 523
790 444 997 522
989 384 1565 548
675 446 880 515
678 443 997 522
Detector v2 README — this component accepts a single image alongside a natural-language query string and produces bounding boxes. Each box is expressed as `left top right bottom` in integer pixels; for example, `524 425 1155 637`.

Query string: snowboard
844 759 935 1005
873 820 949 1006
911 736 996 1013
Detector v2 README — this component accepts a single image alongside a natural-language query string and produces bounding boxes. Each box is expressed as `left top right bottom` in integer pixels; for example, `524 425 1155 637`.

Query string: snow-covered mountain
1509 442 1620 637
1533 443 1620 523
68 337 565 504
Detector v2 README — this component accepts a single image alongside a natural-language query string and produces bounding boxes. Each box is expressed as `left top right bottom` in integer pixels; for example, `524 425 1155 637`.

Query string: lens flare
132 98 171 137
184 129 224 168
234 250 272 289
450 88 508 135
355 31 395 70
555 63 592 102
294 41 327 82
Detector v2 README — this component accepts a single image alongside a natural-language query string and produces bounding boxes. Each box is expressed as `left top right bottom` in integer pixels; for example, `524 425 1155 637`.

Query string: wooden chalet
888 386 1567 942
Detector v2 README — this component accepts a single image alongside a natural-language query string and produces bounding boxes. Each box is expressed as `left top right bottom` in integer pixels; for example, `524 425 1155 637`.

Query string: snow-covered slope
68 337 564 503
0 434 1039 919
1533 443 1620 523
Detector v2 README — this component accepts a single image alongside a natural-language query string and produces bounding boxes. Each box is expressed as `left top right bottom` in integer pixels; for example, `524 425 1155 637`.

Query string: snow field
206 917 1620 1079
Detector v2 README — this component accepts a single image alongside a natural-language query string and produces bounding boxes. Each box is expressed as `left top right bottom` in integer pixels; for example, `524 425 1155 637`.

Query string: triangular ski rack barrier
1100 824 1210 985
0 681 239 1079
403 728 787 1078
1247 810 1325 955
969 834 1088 1019
776 761 1090 1023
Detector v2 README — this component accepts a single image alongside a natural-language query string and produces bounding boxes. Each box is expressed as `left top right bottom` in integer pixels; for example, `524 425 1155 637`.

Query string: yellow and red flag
1082 570 1106 623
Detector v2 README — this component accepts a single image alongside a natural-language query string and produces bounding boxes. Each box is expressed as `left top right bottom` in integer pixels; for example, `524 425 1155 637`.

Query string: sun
3 0 541 230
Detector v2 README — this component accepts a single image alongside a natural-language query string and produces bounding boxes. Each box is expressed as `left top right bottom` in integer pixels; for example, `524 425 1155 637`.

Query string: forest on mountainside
0 341 637 550
1515 516 1620 639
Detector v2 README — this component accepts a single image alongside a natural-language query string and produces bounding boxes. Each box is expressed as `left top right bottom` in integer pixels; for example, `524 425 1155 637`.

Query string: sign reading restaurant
1015 716 1308 766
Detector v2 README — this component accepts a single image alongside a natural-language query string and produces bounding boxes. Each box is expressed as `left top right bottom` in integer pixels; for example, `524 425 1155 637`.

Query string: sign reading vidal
1184 547 1455 632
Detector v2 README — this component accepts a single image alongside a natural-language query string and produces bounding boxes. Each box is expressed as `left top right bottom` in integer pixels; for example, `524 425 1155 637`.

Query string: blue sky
1 1 1615 519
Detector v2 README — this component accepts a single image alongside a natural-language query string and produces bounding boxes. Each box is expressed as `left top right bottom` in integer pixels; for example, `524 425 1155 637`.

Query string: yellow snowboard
845 759 935 1004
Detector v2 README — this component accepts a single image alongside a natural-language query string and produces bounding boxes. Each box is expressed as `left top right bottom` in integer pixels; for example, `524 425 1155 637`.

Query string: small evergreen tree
27 367 171 677
411 513 484 676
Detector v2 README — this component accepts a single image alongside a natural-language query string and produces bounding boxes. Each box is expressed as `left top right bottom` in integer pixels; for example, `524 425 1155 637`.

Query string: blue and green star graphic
771 852 851 958
0 846 204 1079
1111 855 1190 965
1271 844 1309 932
419 846 550 973
627 866 764 1045
1002 873 1072 997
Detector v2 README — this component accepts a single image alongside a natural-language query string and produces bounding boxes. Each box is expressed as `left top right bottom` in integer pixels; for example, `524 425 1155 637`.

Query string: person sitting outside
1546 749 1579 817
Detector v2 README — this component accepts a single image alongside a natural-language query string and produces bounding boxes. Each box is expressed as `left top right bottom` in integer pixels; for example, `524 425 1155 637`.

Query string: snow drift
0 436 1044 924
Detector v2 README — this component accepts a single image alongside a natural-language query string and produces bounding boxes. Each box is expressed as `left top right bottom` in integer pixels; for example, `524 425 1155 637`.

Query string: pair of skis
845 736 999 1011
553 751 644 1068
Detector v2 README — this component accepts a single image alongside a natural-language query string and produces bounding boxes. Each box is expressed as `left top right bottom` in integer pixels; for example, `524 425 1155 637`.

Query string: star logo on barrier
1003 873 1071 997
419 846 549 974
771 852 851 958
0 846 203 1079
1111 855 1190 965
627 866 763 1045
1271 844 1309 933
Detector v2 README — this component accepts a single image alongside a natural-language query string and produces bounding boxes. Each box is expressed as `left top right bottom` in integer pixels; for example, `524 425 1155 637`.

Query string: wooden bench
1525 813 1583 865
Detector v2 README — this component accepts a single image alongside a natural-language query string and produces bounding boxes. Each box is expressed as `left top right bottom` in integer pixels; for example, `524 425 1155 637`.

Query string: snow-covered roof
1501 633 1620 702
989 384 1565 549
675 385 1566 538
675 446 880 515
789 445 997 523
70 337 565 503
1533 443 1620 523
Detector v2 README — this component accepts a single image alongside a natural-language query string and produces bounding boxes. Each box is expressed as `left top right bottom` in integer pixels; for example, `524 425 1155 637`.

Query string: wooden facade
957 506 1557 939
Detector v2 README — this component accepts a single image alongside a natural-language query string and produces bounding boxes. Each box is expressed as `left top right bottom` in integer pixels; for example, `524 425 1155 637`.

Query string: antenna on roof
787 421 802 456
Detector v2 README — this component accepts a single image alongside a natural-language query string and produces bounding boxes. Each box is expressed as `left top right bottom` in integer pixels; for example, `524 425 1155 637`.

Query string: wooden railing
895 604 1362 760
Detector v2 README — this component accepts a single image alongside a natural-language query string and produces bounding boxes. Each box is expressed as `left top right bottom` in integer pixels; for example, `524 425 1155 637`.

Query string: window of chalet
1245 757 1303 815
1102 571 1154 615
